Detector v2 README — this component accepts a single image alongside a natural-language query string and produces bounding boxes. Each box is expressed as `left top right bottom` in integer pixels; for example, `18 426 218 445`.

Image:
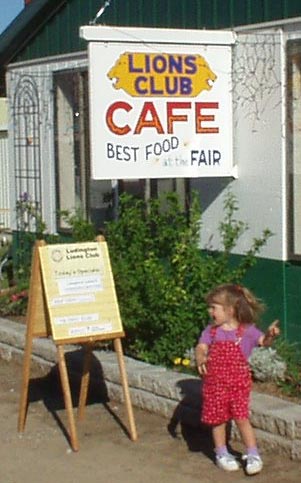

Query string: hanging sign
81 26 236 179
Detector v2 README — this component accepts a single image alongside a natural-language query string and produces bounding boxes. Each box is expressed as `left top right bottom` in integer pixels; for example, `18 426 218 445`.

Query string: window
53 70 113 232
53 70 190 232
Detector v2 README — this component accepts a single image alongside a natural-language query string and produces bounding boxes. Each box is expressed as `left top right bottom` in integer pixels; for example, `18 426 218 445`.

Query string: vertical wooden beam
57 345 79 451
113 338 138 441
18 240 46 432
77 343 93 421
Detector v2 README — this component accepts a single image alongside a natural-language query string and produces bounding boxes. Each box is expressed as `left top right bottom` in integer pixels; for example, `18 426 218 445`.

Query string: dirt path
0 356 300 483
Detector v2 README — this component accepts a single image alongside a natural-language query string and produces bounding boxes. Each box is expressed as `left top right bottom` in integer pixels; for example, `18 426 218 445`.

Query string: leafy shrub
105 190 272 366
14 192 47 282
13 200 96 285
59 208 96 242
274 338 301 397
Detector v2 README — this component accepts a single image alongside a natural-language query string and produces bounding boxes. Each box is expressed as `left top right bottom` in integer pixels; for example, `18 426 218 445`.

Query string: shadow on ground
167 378 238 464
25 348 129 444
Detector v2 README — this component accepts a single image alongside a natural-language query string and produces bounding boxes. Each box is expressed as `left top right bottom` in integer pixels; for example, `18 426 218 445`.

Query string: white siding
195 30 285 261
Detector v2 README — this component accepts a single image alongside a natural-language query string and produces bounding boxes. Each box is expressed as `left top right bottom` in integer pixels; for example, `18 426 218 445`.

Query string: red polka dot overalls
201 325 252 425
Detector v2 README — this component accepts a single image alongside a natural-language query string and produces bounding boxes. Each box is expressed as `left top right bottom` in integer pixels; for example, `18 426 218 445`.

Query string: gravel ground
0 355 300 483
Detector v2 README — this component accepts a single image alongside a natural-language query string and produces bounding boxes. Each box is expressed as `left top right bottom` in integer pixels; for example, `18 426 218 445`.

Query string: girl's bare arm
195 342 208 375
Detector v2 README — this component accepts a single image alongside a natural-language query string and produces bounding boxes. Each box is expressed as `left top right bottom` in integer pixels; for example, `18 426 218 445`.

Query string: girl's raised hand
267 319 280 337
260 320 280 346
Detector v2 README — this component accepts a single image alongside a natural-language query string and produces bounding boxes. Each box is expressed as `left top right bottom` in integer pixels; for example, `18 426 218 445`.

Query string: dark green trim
0 0 66 66
241 257 301 344
2 0 301 68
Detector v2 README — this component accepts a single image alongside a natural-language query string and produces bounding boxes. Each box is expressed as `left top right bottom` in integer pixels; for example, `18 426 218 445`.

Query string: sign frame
38 240 124 343
81 25 236 180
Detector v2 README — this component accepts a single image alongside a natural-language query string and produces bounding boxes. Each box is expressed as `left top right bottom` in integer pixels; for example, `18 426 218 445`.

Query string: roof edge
0 0 66 66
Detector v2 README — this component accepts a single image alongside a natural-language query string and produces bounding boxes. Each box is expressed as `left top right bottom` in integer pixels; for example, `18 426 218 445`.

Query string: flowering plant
10 289 28 303
0 288 28 316
16 192 46 234
173 348 197 374
14 192 48 282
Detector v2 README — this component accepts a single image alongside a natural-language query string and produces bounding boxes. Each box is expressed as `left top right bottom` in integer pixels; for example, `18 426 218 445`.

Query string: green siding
285 262 301 342
242 259 285 330
13 0 301 63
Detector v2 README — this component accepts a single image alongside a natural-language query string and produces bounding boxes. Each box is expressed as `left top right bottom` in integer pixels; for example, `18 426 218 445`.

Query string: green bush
0 204 97 315
59 208 97 242
105 190 272 366
274 337 301 397
13 205 96 284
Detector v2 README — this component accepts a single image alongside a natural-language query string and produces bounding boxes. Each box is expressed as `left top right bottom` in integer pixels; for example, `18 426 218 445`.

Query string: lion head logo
107 52 217 97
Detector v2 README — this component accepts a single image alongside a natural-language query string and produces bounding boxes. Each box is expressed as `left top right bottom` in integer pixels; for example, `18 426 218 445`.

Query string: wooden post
18 239 46 432
56 345 79 451
114 338 138 441
77 343 93 421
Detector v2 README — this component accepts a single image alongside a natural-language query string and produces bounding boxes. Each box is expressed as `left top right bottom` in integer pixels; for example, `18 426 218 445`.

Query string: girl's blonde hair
206 283 265 325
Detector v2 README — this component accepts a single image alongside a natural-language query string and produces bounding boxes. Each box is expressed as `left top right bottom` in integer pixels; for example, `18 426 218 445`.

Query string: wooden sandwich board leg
113 338 138 442
18 239 46 433
77 343 93 421
18 326 33 432
56 344 79 452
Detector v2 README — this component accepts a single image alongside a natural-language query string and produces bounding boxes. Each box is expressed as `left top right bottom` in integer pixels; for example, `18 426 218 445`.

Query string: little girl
195 283 280 475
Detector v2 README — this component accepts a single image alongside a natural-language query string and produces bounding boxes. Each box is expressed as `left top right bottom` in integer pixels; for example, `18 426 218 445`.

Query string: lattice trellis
232 33 281 127
12 75 42 232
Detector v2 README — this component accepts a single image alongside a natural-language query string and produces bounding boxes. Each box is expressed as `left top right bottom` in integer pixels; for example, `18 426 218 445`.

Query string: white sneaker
216 454 240 472
242 454 263 475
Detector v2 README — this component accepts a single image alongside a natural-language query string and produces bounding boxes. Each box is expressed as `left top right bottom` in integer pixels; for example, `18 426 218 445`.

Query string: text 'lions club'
106 52 219 136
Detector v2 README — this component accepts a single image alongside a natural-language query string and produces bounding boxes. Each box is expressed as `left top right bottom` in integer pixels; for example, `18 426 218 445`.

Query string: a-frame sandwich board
18 237 137 451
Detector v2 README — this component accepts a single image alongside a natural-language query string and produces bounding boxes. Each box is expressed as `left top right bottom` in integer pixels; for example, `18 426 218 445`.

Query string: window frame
287 39 301 261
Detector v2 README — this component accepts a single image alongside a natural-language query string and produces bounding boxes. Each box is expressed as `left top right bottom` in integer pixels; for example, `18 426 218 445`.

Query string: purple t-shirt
199 324 264 360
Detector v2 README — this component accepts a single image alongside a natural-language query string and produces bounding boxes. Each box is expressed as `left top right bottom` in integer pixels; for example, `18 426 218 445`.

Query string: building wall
7 52 113 234
196 30 285 262
7 30 285 260
192 26 301 344
4 9 301 343
6 53 88 234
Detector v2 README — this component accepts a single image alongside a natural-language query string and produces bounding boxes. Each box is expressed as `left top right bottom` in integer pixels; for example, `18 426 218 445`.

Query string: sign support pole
56 344 79 451
77 342 93 421
18 239 46 433
114 337 137 441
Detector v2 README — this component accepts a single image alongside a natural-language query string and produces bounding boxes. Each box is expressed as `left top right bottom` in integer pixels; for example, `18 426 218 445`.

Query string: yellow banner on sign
107 52 217 97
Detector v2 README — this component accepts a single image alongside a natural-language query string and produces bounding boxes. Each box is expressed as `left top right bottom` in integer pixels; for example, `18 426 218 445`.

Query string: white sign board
81 26 236 179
